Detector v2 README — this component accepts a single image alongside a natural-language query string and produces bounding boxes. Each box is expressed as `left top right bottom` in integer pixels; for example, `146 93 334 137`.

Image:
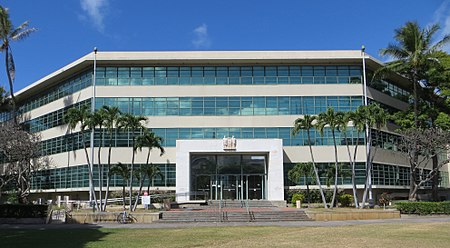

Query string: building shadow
1 224 109 248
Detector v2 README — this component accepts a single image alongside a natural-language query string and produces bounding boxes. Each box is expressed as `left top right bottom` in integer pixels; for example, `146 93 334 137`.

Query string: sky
0 0 449 92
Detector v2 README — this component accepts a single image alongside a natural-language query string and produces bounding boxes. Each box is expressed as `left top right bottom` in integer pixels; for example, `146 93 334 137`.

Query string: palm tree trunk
431 152 439 201
345 131 359 208
5 47 17 124
306 182 310 205
133 174 146 211
307 131 328 208
129 137 136 211
330 130 339 208
361 130 376 208
409 72 419 202
97 130 103 211
103 132 114 211
81 131 99 211
122 185 126 210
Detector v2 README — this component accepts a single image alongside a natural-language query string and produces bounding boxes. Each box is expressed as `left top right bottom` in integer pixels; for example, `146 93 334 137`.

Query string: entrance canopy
176 139 284 202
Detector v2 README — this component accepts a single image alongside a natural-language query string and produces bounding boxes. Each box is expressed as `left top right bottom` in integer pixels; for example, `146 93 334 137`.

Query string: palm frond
380 44 409 59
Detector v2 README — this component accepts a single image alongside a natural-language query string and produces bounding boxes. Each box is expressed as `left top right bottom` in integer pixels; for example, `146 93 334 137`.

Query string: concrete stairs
158 200 311 222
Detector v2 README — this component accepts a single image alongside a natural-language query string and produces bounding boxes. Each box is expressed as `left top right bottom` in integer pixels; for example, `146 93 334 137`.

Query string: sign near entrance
223 136 237 150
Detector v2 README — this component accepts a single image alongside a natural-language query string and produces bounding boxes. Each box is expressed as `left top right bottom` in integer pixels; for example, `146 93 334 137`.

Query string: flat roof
15 50 391 100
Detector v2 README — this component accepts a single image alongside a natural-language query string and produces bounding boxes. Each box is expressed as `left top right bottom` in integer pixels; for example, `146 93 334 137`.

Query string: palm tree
64 106 98 210
360 104 386 207
101 106 122 211
0 6 36 123
109 162 130 210
379 21 449 128
143 164 164 194
90 109 107 211
380 22 449 202
132 130 165 210
117 113 146 210
288 162 315 204
292 115 328 208
337 111 359 208
132 164 164 211
316 108 344 208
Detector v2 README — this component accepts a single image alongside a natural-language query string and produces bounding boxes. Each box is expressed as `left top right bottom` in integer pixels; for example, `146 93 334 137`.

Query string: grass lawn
2 222 450 248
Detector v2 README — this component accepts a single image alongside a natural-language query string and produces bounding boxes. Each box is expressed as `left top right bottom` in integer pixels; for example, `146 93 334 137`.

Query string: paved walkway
2 215 450 229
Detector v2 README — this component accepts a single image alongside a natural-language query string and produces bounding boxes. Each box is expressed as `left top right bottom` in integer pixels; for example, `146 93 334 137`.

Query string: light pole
361 45 373 207
89 47 98 207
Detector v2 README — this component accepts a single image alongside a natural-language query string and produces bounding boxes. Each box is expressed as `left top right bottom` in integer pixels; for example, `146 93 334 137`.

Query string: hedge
0 204 49 218
395 201 450 215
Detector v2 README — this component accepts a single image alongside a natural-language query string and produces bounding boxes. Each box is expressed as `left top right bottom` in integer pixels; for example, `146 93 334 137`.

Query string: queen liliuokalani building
1 50 449 204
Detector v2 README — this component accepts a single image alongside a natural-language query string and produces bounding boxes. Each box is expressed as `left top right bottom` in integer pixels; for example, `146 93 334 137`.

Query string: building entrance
191 154 267 200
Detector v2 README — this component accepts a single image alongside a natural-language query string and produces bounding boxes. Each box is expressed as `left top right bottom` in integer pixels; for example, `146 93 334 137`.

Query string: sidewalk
2 215 450 229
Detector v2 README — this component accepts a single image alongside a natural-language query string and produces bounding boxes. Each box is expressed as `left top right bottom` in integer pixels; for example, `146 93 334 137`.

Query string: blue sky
0 0 449 92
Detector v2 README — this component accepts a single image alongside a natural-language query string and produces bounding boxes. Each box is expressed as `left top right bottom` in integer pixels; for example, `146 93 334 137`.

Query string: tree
101 106 122 211
117 113 146 211
288 162 315 204
109 162 130 210
360 103 386 208
398 127 450 200
132 164 164 211
0 6 36 123
292 115 328 208
64 106 98 210
89 109 107 211
0 123 47 203
132 130 165 211
379 21 449 128
338 110 360 208
380 22 449 202
316 108 344 208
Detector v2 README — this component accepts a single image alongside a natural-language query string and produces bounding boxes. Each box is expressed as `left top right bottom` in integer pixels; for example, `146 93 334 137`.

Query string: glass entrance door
210 174 265 200
247 175 264 200
211 175 240 200
191 154 267 201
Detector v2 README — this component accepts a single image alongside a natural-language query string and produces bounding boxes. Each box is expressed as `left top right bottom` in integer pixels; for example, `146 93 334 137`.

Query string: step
159 209 311 222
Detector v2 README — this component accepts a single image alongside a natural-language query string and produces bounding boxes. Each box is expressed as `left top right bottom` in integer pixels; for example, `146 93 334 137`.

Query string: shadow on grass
1 224 109 248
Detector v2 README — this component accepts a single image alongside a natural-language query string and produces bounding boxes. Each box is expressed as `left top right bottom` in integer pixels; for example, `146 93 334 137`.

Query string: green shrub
338 194 353 207
395 201 450 215
285 189 334 204
291 193 305 206
0 204 49 218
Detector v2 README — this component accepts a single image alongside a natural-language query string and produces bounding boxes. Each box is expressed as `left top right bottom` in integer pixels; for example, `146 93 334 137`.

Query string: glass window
167 67 179 77
253 66 264 76
229 67 240 77
301 66 313 76
192 67 203 77
265 66 277 76
118 67 130 78
155 67 167 77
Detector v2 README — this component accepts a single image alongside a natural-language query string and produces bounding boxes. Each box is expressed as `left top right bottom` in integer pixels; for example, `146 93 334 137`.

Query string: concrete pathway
2 215 450 229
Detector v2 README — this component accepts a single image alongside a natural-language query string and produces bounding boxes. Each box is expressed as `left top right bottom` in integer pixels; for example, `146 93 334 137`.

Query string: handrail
243 199 253 222
218 198 222 222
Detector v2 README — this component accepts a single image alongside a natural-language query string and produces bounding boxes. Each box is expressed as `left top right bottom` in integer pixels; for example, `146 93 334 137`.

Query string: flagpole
362 45 373 207
89 47 97 207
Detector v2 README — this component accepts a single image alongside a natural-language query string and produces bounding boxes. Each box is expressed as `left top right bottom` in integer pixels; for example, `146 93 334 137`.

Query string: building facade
1 51 448 203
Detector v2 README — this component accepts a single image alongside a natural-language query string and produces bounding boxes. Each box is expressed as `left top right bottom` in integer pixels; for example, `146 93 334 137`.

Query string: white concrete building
1 50 448 203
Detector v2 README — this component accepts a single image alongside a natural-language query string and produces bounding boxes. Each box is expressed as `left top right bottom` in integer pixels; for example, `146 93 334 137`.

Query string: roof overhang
15 50 408 102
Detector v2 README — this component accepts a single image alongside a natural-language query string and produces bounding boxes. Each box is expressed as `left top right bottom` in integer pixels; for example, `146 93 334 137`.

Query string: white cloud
192 24 211 49
80 0 108 32
432 0 450 51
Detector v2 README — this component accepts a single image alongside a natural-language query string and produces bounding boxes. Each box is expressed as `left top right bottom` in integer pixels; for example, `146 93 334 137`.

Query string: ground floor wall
9 143 447 204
